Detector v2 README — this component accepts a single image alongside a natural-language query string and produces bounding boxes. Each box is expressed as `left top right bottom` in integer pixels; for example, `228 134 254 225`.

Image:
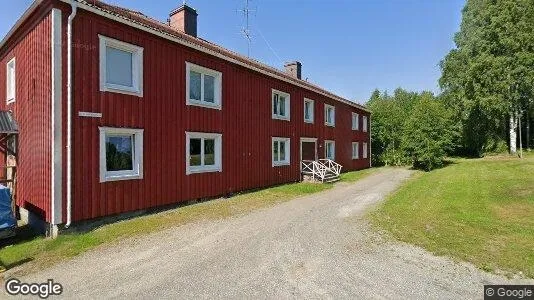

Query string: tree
367 88 449 167
401 95 455 171
439 0 534 156
367 89 411 166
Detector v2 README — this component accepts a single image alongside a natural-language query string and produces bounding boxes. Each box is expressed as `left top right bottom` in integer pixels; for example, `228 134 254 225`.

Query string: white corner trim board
51 8 63 227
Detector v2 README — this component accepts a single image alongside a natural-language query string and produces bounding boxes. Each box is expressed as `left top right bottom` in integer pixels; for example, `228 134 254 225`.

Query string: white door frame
300 137 318 166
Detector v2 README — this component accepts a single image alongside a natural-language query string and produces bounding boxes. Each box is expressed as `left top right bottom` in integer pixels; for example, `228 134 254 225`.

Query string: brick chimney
284 61 302 80
169 4 198 37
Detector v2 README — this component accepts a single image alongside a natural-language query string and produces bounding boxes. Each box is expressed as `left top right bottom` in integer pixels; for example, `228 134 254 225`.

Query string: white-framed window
304 98 314 123
186 62 222 109
363 115 368 132
352 142 359 159
272 89 290 121
186 132 222 175
99 127 144 182
352 112 359 130
325 140 335 160
6 57 15 104
324 104 335 127
99 35 144 97
363 142 368 158
272 137 290 166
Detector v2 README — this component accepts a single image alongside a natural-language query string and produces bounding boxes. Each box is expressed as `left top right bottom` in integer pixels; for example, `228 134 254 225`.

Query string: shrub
401 94 455 171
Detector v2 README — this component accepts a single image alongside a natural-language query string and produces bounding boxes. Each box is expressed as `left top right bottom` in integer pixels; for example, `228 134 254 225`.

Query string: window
272 89 290 120
352 142 359 159
324 104 335 127
304 98 314 123
363 115 368 132
186 62 222 109
99 35 143 96
6 58 15 104
7 135 16 155
325 140 335 160
352 113 359 130
363 142 368 158
99 127 144 182
272 137 290 166
186 132 222 174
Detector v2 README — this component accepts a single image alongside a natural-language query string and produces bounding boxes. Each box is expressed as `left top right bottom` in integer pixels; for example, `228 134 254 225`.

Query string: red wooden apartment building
0 0 370 235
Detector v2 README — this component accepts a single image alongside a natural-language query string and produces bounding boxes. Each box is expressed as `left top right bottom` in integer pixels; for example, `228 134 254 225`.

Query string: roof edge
65 0 370 112
0 0 44 51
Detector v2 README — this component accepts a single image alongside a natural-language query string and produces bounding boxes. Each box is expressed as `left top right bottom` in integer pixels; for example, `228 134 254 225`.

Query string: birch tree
440 0 534 156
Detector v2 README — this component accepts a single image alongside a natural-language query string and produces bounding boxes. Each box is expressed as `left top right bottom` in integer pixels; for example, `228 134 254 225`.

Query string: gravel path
14 168 534 299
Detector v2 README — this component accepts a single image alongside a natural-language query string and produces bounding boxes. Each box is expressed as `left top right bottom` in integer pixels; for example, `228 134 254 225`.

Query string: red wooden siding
66 8 370 222
0 8 53 221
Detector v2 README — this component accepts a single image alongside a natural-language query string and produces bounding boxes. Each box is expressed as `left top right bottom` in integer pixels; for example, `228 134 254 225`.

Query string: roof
71 0 369 112
0 111 19 134
0 0 369 112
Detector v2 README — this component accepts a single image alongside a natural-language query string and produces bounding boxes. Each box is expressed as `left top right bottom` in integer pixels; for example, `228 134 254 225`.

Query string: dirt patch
493 203 534 220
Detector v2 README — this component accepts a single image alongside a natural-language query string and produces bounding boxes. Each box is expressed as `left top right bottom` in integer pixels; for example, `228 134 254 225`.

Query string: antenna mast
239 0 255 57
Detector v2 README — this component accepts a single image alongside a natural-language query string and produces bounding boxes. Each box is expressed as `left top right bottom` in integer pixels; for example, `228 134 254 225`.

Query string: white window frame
324 104 335 127
272 89 290 121
272 137 290 166
352 112 359 131
352 142 359 159
99 127 144 182
325 140 335 160
6 57 15 104
186 132 222 175
363 115 368 132
99 35 144 97
303 98 314 123
363 142 368 158
186 62 223 110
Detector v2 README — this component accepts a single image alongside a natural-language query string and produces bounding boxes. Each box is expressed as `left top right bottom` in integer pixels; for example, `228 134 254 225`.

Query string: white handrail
318 159 342 175
301 159 342 182
302 160 326 180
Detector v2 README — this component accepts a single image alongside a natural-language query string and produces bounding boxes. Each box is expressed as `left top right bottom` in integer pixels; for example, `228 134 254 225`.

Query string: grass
371 153 534 278
0 167 380 275
340 167 382 182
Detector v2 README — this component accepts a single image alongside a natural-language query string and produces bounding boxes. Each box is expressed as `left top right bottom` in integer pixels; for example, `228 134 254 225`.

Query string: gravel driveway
14 168 534 299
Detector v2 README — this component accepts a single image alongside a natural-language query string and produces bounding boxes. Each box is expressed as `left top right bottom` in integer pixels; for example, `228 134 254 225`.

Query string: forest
368 0 534 170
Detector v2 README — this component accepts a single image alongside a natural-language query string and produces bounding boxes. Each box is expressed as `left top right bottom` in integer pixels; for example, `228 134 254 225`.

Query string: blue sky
0 0 465 104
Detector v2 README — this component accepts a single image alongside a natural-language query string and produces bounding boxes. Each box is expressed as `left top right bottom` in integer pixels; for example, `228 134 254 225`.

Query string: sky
0 0 465 104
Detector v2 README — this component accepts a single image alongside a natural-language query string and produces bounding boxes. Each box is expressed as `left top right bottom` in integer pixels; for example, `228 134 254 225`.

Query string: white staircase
301 159 342 183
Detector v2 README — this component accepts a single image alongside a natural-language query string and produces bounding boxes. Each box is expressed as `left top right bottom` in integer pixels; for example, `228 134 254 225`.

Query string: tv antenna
238 0 256 57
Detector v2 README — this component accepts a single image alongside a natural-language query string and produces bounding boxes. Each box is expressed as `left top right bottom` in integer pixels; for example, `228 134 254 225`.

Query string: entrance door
300 138 317 161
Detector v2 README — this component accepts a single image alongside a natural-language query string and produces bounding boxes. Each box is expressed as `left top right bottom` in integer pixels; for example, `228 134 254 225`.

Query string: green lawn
0 167 379 275
372 154 534 278
340 167 382 182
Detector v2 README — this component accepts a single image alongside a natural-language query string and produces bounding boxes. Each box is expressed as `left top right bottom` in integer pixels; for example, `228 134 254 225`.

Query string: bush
401 95 455 171
367 88 418 167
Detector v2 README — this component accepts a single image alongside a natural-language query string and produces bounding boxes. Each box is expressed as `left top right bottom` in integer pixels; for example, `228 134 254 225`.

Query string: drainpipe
65 1 77 228
369 114 372 168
